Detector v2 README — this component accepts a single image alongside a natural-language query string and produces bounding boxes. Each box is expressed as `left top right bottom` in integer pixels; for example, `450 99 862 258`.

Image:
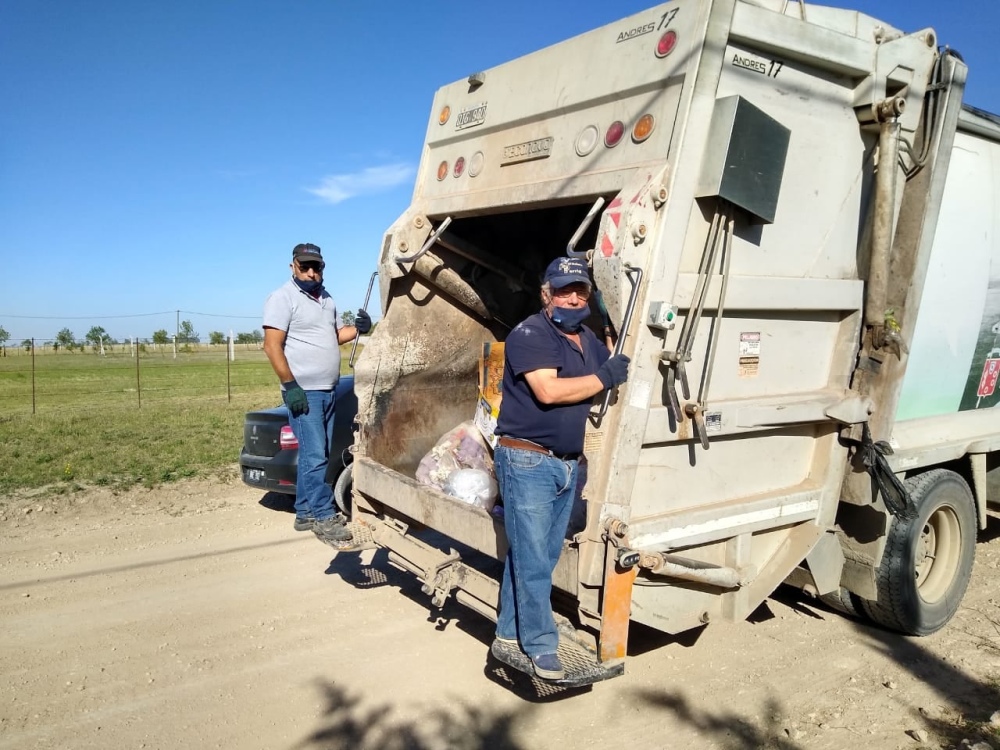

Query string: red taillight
605 120 625 148
453 156 466 177
655 30 678 58
280 425 298 450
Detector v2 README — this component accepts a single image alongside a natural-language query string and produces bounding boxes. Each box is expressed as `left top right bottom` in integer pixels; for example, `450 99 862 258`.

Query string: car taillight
437 160 449 181
453 156 466 177
280 425 298 450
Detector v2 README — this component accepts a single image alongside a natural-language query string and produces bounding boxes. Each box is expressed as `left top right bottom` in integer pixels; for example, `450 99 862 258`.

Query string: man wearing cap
263 243 372 546
493 256 630 681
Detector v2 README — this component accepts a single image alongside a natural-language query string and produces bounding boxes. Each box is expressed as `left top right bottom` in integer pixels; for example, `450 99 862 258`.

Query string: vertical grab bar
590 263 643 428
349 271 378 368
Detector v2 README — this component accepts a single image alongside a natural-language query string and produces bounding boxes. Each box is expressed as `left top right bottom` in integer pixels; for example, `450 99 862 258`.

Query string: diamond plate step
489 638 623 690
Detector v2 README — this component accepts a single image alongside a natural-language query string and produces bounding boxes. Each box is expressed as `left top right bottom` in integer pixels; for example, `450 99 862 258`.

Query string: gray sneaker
313 515 352 543
293 516 315 532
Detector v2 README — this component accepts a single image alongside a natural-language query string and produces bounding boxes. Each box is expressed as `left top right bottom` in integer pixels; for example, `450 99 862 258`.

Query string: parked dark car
239 375 358 514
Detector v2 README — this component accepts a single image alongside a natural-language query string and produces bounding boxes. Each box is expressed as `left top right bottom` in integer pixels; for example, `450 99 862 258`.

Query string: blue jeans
287 389 336 522
494 445 579 657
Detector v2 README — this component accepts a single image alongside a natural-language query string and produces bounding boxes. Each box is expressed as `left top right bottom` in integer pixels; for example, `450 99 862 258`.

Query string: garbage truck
344 0 1000 685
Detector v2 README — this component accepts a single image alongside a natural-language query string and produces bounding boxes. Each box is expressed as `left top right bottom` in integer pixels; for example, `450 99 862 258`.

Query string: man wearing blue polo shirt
493 256 630 681
263 243 371 546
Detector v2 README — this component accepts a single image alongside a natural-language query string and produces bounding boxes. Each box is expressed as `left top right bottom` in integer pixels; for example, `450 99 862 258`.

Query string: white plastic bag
415 421 496 511
443 468 499 512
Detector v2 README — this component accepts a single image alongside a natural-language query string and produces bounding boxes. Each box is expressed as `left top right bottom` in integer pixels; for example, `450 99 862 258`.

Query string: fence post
31 337 36 415
135 339 142 409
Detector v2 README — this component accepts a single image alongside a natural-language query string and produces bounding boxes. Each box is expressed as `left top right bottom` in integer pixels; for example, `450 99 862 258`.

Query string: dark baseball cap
543 256 592 288
292 244 324 265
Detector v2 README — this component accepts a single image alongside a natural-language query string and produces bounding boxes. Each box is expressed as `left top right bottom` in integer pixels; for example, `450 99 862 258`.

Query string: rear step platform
489 638 623 690
318 520 378 552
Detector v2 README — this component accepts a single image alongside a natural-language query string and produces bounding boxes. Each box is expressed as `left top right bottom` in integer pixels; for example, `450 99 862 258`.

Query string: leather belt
497 436 580 461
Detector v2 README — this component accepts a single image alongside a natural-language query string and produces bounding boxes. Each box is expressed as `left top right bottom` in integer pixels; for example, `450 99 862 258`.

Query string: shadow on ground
258 491 296 515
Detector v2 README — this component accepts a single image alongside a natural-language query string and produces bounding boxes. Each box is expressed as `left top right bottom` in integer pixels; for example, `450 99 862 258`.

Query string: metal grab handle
393 217 453 264
590 263 643 428
349 271 378 369
567 198 605 258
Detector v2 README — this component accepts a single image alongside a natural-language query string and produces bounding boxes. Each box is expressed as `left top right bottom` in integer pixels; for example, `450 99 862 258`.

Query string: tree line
0 311 363 353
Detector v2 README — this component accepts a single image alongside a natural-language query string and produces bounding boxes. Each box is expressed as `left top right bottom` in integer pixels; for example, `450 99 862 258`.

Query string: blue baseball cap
543 256 592 289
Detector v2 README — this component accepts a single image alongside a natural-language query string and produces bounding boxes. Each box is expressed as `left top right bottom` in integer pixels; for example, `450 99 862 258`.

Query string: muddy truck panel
348 0 1000 680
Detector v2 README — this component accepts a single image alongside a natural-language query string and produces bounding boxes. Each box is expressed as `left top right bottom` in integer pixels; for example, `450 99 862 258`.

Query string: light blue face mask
550 303 591 333
293 277 324 295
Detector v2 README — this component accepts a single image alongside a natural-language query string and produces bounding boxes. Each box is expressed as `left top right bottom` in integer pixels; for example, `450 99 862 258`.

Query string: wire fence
0 341 277 416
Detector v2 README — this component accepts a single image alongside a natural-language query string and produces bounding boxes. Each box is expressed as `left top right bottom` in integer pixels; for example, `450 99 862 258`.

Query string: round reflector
655 30 678 58
632 114 655 143
605 120 625 148
437 161 449 181
469 151 485 177
575 125 600 156
439 105 451 125
453 156 466 177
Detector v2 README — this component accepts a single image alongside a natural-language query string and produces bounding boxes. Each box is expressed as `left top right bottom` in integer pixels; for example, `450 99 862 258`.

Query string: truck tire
860 469 976 636
819 587 866 620
333 463 353 517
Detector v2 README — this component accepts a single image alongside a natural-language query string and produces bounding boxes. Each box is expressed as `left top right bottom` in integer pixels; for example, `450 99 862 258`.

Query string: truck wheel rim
915 504 961 603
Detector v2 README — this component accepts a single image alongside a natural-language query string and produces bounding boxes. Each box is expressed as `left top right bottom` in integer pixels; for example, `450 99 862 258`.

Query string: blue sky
1 0 996 343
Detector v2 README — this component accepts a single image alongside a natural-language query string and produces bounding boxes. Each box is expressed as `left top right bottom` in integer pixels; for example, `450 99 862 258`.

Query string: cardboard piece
474 341 505 448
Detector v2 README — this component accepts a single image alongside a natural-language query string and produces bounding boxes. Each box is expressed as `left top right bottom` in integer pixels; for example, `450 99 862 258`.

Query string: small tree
340 310 356 327
55 328 76 351
177 319 200 344
152 329 169 346
0 326 9 347
21 339 32 351
85 325 109 353
208 331 226 346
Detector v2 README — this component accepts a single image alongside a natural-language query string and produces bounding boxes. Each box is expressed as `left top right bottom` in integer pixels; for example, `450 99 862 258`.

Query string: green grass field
0 345 359 494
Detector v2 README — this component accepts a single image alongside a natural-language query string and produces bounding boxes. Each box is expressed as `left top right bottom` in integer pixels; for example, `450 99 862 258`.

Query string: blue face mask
550 303 591 333
293 277 324 295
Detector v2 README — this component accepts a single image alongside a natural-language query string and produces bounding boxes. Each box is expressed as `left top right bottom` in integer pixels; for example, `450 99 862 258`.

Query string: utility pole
174 310 179 359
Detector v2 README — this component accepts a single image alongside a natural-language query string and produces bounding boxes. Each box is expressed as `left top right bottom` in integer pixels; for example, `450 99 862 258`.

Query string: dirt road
2 479 1000 750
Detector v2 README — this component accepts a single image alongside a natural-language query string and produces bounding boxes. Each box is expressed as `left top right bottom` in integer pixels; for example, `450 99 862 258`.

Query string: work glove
596 354 630 389
281 380 309 417
355 309 372 335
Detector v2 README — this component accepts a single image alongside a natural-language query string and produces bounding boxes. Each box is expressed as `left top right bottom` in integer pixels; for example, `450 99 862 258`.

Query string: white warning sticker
739 331 761 356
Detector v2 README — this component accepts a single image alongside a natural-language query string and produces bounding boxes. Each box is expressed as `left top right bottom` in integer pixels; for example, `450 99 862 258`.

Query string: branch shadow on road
294 676 818 750
776 583 1000 747
293 679 530 750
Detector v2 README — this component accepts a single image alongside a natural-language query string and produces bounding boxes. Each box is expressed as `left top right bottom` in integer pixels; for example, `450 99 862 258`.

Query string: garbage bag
415 421 495 506
443 468 498 512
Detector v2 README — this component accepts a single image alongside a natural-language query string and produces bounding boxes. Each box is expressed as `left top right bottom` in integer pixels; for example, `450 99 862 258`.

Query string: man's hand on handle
355 309 372 335
596 354 630 389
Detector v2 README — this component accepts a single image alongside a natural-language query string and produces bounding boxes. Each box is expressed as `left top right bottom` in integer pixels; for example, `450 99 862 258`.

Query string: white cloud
306 162 415 205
